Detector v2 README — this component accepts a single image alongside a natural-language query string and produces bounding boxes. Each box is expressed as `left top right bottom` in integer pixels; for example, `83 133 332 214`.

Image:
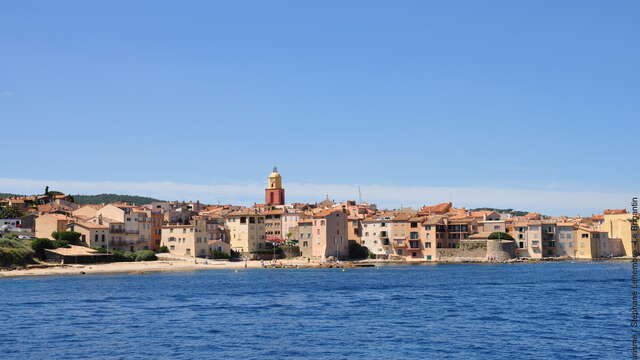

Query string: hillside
71 194 162 205
0 193 161 205
470 208 530 217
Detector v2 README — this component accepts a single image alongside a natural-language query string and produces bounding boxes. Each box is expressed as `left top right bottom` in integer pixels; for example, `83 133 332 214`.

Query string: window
581 233 589 238
425 242 431 248
397 249 403 255
518 242 524 248
409 240 420 248
410 222 417 228
170 245 175 250
518 234 523 239
303 241 309 247
410 232 419 240
426 233 430 239
426 255 432 260
240 217 246 224
424 225 431 231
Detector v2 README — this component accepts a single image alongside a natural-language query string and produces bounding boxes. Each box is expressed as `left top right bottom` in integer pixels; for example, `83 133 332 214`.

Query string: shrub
134 250 157 261
230 249 241 259
369 252 377 259
92 247 108 253
280 245 300 258
30 238 56 259
157 245 169 253
111 250 136 262
0 238 27 249
52 239 70 248
51 231 82 244
0 247 34 267
211 250 230 259
488 232 514 240
348 241 368 260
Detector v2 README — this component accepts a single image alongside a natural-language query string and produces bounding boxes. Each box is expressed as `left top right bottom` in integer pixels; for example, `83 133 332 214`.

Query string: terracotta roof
604 209 627 215
418 202 452 215
470 210 496 218
556 222 577 227
312 209 341 218
72 221 108 230
38 213 72 221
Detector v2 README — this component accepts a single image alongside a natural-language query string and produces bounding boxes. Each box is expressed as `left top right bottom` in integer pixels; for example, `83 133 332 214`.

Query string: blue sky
1 1 638 215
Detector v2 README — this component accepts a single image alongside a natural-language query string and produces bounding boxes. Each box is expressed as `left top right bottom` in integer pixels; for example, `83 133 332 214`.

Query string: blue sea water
0 262 630 360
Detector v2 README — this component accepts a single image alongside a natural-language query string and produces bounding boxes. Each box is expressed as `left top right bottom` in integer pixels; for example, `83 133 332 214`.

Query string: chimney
98 214 103 225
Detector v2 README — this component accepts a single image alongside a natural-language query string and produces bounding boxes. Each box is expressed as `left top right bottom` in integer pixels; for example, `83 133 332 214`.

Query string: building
555 223 577 257
511 220 556 258
298 218 313 255
281 210 302 241
389 213 412 259
600 210 638 257
361 214 395 258
95 204 153 251
67 221 109 248
264 209 284 242
304 208 348 260
575 228 624 259
265 167 285 206
346 216 362 244
225 211 266 256
35 213 73 239
160 224 204 257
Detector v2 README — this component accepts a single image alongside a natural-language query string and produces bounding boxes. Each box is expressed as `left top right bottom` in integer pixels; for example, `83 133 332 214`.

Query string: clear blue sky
1 1 638 214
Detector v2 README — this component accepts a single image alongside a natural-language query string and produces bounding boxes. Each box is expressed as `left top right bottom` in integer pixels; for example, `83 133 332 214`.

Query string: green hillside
0 193 162 205
72 194 162 205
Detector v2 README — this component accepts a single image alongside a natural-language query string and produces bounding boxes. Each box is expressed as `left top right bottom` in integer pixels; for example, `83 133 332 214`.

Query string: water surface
0 262 629 359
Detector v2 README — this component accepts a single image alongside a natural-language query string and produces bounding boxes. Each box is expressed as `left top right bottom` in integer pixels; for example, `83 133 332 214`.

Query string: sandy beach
0 256 320 278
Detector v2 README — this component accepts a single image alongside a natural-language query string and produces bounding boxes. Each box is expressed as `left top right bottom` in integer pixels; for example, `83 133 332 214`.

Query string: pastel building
555 223 577 257
35 214 73 239
300 209 348 260
225 211 266 256
361 215 394 258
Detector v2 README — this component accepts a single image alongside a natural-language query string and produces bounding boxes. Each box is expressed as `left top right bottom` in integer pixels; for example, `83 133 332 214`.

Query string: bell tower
265 166 285 206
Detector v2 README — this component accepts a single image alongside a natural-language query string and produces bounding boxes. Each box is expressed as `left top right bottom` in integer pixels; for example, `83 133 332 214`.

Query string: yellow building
224 211 266 256
35 214 73 239
575 227 624 259
601 211 638 257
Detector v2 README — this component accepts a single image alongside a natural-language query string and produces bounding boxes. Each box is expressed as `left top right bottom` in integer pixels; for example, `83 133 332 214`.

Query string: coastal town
0 167 637 275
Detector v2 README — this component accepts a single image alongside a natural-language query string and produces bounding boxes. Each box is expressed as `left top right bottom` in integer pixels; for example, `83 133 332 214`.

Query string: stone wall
437 240 487 262
437 239 516 262
486 240 516 261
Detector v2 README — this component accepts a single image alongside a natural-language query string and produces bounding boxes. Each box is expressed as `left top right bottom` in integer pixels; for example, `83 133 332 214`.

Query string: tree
30 238 56 259
51 231 82 244
488 232 514 240
0 205 25 219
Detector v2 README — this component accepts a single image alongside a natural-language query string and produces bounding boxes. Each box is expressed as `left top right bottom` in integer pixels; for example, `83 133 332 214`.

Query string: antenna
358 186 362 203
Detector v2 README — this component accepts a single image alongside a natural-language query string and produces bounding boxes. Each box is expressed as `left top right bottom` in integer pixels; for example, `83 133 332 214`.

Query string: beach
0 256 319 278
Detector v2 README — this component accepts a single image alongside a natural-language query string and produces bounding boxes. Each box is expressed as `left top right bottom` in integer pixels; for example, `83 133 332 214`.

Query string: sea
0 262 629 359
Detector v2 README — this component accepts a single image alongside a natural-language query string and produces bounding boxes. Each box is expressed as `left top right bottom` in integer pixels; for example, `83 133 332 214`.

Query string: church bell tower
265 166 285 206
